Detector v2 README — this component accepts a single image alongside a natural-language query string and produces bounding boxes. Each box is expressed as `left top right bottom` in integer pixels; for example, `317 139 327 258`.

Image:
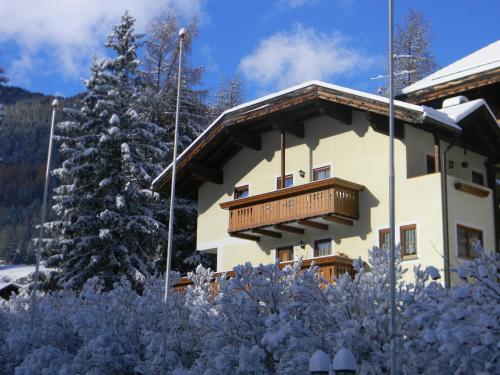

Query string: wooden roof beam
274 224 305 234
271 119 305 139
252 228 282 238
191 162 223 185
226 128 261 150
229 232 260 242
323 214 353 226
297 219 328 231
318 101 352 125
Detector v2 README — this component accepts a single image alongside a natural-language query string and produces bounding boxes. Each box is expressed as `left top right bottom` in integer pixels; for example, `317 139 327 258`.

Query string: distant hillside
0 86 80 263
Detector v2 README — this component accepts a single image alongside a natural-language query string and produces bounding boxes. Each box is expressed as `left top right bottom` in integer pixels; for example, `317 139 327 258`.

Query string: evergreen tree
0 63 7 124
44 13 168 290
393 10 439 92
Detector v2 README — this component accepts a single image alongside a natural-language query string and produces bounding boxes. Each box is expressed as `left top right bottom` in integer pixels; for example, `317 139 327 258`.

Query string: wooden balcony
219 177 364 241
173 255 355 293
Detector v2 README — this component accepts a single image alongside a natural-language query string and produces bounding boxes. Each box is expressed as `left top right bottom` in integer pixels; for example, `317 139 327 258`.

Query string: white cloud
239 24 375 92
0 0 204 84
278 0 353 10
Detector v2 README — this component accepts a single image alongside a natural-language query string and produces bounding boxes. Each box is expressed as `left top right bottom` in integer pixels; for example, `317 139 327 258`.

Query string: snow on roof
152 80 461 187
402 40 500 94
437 99 497 123
0 264 47 290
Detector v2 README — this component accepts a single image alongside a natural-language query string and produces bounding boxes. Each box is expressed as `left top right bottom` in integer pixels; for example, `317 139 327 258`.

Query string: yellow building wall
196 110 493 283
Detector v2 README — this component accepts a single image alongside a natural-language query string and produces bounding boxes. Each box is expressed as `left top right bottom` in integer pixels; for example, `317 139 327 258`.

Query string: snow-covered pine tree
142 11 208 273
393 9 439 93
0 63 7 124
44 12 168 290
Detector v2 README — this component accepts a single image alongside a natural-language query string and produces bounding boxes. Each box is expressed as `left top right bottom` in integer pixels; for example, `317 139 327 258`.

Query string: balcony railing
173 255 355 293
219 177 363 239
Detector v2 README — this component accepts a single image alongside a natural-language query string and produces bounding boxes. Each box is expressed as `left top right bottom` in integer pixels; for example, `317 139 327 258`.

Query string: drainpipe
440 136 459 289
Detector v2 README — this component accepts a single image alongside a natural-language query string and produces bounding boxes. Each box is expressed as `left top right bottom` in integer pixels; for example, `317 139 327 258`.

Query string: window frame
314 238 332 258
471 170 484 186
379 228 390 249
400 224 417 259
276 246 294 262
313 165 332 181
426 154 436 174
276 174 294 190
457 224 483 259
233 185 249 200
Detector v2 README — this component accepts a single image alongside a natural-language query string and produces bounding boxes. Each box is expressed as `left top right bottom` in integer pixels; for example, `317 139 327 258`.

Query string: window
457 225 482 258
276 246 293 262
426 155 436 174
276 174 293 189
379 228 390 250
400 224 417 258
471 171 484 186
313 166 331 181
233 185 249 199
314 238 332 257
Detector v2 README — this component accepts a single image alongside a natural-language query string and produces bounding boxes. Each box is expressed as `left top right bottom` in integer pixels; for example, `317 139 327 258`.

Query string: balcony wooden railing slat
220 178 363 233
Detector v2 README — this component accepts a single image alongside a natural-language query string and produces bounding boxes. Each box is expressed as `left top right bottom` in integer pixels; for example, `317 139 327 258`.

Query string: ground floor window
276 246 293 262
314 238 332 257
379 228 390 250
400 224 417 258
457 224 482 258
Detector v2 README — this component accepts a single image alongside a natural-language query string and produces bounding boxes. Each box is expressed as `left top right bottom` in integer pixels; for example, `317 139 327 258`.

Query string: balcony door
276 246 293 262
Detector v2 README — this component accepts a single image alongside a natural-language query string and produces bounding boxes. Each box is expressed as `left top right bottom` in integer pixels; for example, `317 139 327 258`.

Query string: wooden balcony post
280 131 286 189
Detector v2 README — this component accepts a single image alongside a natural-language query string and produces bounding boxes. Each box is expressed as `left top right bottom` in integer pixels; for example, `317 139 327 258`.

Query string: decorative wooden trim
220 177 364 209
454 182 490 198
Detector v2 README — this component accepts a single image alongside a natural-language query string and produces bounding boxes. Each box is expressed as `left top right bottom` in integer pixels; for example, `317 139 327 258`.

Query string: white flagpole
30 98 59 330
388 0 397 374
160 27 185 375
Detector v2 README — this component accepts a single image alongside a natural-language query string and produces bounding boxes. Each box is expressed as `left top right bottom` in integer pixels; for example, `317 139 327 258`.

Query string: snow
437 98 497 123
402 40 500 94
109 114 120 125
427 265 441 280
0 264 47 289
152 80 461 188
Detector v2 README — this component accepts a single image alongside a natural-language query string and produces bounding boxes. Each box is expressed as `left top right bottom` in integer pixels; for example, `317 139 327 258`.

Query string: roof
0 264 47 290
152 80 462 196
438 99 497 123
401 40 500 98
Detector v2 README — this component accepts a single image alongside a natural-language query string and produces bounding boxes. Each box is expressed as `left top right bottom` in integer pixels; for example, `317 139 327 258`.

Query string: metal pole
30 98 58 330
388 1 397 374
160 27 185 375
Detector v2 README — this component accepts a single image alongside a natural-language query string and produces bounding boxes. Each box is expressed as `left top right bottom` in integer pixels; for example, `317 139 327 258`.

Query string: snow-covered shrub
0 248 498 374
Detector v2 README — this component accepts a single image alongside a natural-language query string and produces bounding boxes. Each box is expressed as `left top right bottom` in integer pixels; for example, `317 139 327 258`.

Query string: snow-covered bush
0 248 498 374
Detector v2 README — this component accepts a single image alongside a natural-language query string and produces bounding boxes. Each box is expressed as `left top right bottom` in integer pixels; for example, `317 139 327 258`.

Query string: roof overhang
152 81 461 199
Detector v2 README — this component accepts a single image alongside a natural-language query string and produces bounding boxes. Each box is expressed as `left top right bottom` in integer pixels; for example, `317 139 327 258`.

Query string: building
153 79 499 285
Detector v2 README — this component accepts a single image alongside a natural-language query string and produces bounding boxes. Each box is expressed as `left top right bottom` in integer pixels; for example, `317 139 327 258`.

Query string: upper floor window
379 228 390 250
457 224 482 258
234 185 249 199
313 166 331 181
314 238 332 257
471 171 484 186
426 155 436 174
400 224 417 258
276 246 293 262
276 174 293 189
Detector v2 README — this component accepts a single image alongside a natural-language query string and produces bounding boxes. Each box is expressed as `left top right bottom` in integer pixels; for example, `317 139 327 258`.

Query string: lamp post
30 98 59 330
388 1 397 374
159 27 185 375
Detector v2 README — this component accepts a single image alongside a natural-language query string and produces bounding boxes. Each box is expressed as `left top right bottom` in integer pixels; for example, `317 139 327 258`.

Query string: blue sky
0 0 498 101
